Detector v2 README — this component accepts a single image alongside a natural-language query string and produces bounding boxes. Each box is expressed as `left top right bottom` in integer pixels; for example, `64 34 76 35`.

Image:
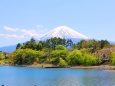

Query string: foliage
51 49 68 65
76 39 110 53
16 43 21 49
8 53 14 64
36 50 47 63
82 54 98 66
66 50 98 66
45 37 67 49
59 58 67 67
9 37 113 66
17 37 74 51
110 52 115 65
0 52 5 60
36 42 43 50
41 48 53 63
99 40 110 49
10 49 46 65
22 41 36 50
55 45 67 50
66 50 82 65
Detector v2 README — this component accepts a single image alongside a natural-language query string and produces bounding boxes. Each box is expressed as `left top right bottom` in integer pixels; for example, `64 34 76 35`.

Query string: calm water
0 66 115 86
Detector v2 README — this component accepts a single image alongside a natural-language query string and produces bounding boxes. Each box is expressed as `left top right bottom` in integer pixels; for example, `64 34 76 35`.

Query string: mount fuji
38 26 89 43
0 26 89 52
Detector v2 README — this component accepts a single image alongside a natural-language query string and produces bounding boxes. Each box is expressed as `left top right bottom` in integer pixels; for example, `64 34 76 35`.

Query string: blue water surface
0 66 115 86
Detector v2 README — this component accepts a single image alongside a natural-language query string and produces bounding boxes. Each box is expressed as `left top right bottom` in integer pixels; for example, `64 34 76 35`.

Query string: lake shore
1 64 115 72
30 64 115 72
29 64 115 72
71 65 115 72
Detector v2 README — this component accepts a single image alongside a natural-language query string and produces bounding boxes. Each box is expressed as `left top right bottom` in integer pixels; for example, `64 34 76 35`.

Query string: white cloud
36 25 48 34
21 29 38 37
37 25 43 28
6 34 24 39
0 34 24 39
2 26 41 39
0 34 5 37
4 26 19 31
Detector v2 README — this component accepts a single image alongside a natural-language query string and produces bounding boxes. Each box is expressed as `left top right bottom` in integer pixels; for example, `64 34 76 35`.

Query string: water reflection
0 66 115 86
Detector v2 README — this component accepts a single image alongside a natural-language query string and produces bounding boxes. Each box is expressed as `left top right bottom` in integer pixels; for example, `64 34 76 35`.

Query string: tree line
16 37 110 52
1 37 115 66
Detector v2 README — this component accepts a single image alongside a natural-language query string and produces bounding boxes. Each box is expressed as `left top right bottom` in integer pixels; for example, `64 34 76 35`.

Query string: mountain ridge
0 45 16 52
39 26 89 41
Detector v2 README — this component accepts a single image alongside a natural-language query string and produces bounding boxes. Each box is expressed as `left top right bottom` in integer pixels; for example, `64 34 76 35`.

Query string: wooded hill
1 37 115 66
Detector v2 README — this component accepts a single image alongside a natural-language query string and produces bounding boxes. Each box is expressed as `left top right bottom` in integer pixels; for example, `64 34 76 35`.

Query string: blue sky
0 0 115 47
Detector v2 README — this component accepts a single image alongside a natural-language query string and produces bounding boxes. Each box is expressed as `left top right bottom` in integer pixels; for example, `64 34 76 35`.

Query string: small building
3 52 10 57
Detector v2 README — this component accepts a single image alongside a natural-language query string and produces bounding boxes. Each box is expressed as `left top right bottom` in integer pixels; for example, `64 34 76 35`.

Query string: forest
0 37 115 67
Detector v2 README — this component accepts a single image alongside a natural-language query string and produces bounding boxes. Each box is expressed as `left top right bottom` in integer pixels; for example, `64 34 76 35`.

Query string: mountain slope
0 45 16 52
39 26 89 41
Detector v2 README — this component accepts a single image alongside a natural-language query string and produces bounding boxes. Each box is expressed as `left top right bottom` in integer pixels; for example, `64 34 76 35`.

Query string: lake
0 66 115 86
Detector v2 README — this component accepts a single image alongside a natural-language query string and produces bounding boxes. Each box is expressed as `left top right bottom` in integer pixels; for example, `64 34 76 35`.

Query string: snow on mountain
39 26 89 41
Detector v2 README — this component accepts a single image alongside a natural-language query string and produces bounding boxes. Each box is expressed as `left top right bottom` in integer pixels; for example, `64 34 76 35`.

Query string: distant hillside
0 45 16 52
109 41 115 44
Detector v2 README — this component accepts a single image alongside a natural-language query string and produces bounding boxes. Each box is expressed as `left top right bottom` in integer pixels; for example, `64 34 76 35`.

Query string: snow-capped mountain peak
39 26 89 40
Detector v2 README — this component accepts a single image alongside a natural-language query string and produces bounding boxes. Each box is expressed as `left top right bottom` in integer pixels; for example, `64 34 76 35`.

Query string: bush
82 54 98 66
12 49 44 65
66 50 82 65
51 50 68 65
110 52 115 65
66 50 98 66
55 45 67 50
0 52 5 60
59 58 67 67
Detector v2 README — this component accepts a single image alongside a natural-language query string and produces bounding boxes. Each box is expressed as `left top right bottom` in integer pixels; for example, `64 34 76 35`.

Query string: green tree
8 53 14 64
82 54 98 66
36 50 47 63
22 41 36 50
16 43 21 49
51 50 68 65
42 48 52 63
110 52 115 65
66 50 98 66
45 37 67 50
36 42 43 50
0 52 5 60
76 40 85 49
55 45 67 50
20 38 37 50
66 50 82 65
99 40 110 49
30 37 36 42
12 49 39 65
59 58 67 67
